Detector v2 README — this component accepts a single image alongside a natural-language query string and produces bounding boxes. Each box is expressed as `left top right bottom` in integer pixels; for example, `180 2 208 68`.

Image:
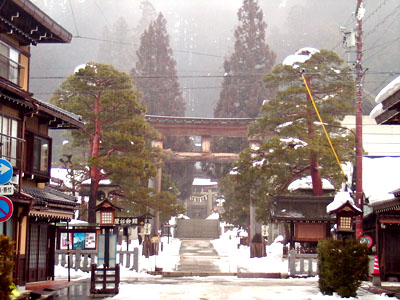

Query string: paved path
177 239 221 273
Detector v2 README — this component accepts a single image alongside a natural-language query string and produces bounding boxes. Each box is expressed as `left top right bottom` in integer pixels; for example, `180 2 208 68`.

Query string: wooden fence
55 248 139 272
288 250 318 277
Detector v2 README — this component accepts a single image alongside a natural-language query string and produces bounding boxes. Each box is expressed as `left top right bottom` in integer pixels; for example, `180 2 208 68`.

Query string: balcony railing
0 133 25 169
0 53 22 85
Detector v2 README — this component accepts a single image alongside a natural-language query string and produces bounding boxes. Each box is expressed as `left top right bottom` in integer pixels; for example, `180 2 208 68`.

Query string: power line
364 3 400 39
73 35 224 59
68 0 80 37
30 70 400 81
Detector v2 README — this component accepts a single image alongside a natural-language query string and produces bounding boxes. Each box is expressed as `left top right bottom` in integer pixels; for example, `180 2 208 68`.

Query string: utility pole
355 0 364 239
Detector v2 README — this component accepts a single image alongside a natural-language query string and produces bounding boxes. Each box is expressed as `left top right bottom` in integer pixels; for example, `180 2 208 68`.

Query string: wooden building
368 76 400 280
364 192 400 280
0 0 84 284
270 195 335 252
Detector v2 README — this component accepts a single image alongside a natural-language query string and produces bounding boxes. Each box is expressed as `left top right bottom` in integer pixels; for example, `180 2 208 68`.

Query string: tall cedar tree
205 0 276 180
132 12 185 116
51 63 164 223
131 13 194 201
254 49 355 198
214 0 276 119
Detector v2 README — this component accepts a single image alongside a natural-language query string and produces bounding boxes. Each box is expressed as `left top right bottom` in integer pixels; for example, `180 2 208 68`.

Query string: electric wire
68 0 80 37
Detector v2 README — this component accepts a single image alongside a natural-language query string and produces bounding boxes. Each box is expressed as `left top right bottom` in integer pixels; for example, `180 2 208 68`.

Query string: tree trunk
88 92 102 223
305 76 323 196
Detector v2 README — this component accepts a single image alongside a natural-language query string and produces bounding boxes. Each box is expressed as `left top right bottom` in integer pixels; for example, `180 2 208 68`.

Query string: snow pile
326 191 361 214
375 75 400 104
212 231 287 274
206 212 220 220
282 47 320 69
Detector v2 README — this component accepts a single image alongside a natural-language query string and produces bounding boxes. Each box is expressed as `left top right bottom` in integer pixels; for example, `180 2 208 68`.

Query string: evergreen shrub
0 234 16 300
318 238 369 298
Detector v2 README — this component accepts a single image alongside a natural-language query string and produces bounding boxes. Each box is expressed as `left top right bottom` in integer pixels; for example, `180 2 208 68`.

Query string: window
339 216 353 230
0 41 20 84
101 212 113 224
0 113 19 166
33 136 49 173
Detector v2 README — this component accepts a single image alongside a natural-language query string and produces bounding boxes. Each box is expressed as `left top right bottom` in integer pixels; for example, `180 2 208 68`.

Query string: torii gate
146 115 263 163
145 115 267 238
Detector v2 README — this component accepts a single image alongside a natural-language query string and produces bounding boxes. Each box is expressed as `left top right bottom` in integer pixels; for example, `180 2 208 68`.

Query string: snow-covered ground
53 226 396 299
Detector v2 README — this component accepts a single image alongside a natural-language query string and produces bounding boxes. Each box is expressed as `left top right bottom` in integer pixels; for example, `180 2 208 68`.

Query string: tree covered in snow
252 49 355 196
50 63 182 223
219 148 271 226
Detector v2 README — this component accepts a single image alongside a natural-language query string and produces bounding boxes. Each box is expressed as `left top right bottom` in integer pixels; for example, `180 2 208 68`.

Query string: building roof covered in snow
370 75 400 125
271 195 335 222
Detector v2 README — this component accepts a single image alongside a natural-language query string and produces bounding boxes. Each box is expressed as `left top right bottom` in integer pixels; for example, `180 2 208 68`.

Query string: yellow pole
301 73 347 180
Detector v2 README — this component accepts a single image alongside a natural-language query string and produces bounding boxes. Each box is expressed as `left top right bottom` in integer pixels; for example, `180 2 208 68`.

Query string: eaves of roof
34 98 84 129
8 0 72 44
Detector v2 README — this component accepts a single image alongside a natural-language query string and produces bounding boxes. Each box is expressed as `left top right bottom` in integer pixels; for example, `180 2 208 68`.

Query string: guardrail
288 250 318 277
55 248 139 272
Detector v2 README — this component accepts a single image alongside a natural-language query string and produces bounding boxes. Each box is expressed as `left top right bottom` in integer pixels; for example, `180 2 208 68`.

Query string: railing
55 248 140 272
0 53 21 85
288 250 318 277
0 133 25 169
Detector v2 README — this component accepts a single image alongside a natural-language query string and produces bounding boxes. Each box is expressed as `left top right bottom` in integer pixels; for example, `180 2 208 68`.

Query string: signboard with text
114 216 146 226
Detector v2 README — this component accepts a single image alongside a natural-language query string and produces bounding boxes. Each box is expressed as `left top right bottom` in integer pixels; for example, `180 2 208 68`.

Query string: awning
380 218 400 225
29 210 73 220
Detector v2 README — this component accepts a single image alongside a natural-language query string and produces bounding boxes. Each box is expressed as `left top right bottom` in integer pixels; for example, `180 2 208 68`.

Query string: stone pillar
201 135 211 153
151 140 163 237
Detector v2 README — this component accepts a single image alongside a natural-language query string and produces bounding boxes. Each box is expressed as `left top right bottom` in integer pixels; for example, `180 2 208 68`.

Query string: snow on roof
363 156 400 203
282 47 320 68
326 191 361 214
369 102 383 119
288 176 334 191
375 75 400 104
192 178 217 186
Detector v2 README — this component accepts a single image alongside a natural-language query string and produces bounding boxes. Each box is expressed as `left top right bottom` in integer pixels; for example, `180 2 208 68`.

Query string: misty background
30 0 399 118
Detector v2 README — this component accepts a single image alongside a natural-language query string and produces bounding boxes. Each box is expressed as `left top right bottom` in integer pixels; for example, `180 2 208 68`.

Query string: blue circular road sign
0 158 13 185
0 196 13 223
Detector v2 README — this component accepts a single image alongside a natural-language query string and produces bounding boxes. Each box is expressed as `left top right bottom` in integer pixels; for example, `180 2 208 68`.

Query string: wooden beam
163 151 239 163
